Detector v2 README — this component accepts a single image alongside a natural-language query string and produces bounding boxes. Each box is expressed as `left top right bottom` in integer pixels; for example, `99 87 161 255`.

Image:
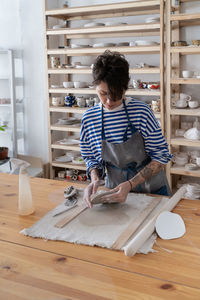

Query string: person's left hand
101 181 131 204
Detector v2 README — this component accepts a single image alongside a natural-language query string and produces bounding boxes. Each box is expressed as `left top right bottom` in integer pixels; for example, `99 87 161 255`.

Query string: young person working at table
80 50 172 208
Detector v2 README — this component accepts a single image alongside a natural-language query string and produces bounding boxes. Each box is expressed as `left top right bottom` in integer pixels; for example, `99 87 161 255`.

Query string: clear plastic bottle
18 166 34 216
10 158 34 216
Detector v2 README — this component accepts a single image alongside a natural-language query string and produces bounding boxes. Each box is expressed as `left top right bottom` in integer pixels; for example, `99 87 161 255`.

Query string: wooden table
0 173 200 300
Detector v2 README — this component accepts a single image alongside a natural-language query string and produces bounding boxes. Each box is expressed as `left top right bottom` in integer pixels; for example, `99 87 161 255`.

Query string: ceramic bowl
84 22 104 28
93 43 115 48
188 101 199 108
74 81 87 88
63 81 74 88
71 44 90 48
105 22 127 26
184 128 200 140
185 163 198 171
135 40 159 46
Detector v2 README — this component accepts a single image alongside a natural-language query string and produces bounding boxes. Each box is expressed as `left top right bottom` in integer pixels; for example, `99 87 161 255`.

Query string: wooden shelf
51 143 80 151
48 67 160 75
46 23 160 38
49 106 87 114
45 1 160 20
49 88 160 96
170 108 200 116
170 13 200 22
51 124 81 132
47 45 160 56
52 161 86 171
171 138 200 147
171 46 200 55
171 166 200 178
45 0 164 179
171 78 200 84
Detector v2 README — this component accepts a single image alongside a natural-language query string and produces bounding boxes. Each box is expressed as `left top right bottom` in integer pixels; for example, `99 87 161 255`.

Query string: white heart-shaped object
155 211 186 240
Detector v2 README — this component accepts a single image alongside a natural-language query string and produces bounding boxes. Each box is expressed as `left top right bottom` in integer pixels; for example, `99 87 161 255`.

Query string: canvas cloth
20 191 167 254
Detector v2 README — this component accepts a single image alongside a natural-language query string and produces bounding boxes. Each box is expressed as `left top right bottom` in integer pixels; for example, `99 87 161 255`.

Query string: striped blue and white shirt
80 98 172 178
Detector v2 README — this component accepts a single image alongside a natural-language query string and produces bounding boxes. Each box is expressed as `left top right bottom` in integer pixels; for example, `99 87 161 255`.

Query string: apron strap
101 104 106 140
122 100 137 141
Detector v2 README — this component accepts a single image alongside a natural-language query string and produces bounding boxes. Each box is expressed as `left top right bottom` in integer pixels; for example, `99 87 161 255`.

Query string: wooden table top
0 173 200 300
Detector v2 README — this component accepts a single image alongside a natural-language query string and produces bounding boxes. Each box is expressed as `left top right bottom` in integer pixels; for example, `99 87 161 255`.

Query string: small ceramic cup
190 157 200 166
179 93 192 101
52 97 64 106
93 97 100 105
188 100 199 108
182 70 194 78
76 97 86 108
58 170 66 179
132 79 141 89
50 57 60 68
86 98 94 107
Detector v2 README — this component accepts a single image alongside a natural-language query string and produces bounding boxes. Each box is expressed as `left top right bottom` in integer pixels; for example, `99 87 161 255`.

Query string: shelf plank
170 13 200 22
48 67 160 75
170 108 200 116
46 23 160 36
49 106 87 114
47 45 160 56
51 143 80 151
52 161 86 171
49 88 160 96
171 138 200 147
171 166 200 178
171 78 200 84
45 1 160 19
171 46 200 55
51 124 81 132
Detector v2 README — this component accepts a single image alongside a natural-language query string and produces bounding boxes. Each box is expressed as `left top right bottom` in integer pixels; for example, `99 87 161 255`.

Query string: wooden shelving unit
44 0 165 178
166 0 200 188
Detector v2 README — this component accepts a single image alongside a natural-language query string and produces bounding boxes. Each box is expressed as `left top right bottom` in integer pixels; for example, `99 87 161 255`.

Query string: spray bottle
10 158 34 216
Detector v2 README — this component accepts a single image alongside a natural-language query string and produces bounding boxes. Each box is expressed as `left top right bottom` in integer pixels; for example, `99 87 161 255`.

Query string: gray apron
101 100 171 196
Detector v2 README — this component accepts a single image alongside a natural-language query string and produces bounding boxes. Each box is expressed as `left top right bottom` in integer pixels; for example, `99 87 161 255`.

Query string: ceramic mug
58 170 66 179
190 157 200 166
175 129 185 137
172 152 188 166
65 95 76 107
182 70 194 78
50 57 60 68
93 97 100 105
132 79 141 89
151 99 160 112
52 97 64 106
179 93 192 101
86 98 94 107
76 97 86 108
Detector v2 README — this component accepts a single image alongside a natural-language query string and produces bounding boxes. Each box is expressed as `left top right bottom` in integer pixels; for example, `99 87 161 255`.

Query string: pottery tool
111 196 161 250
54 204 88 228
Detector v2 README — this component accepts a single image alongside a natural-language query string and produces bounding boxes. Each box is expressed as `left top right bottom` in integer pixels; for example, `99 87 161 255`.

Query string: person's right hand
83 180 104 208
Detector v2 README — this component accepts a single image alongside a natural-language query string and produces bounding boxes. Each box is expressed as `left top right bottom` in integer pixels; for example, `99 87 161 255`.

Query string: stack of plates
185 183 200 199
57 138 80 145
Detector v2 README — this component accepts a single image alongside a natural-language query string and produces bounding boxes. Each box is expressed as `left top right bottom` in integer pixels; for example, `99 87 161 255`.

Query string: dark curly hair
92 50 130 101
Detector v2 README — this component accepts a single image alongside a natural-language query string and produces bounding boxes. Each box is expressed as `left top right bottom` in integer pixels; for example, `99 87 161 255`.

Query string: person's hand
83 180 104 208
101 181 131 204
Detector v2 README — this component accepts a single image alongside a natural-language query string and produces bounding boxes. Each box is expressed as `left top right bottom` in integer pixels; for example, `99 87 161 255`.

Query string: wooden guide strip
54 204 88 228
111 197 162 250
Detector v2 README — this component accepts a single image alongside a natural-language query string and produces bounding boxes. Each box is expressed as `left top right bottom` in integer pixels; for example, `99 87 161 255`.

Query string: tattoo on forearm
130 161 164 189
